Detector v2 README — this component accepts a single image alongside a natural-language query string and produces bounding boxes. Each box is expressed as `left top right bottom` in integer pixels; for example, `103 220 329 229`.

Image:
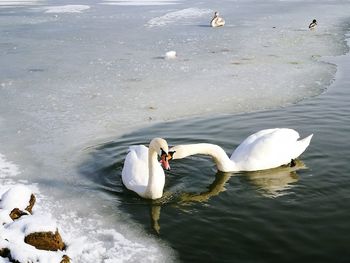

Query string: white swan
210 11 225 28
309 19 317 30
122 138 170 199
168 128 313 172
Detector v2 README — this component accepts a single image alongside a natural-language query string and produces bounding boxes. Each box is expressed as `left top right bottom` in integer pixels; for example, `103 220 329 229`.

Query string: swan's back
230 128 312 171
122 145 149 193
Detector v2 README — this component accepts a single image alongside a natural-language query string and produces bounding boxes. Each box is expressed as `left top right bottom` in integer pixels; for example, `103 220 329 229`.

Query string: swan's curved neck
145 149 161 198
173 143 238 172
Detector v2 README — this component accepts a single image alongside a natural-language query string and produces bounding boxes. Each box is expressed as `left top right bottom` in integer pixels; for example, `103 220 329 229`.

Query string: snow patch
0 185 32 211
146 8 212 27
101 0 179 6
0 0 41 6
0 152 175 262
43 5 90 13
21 215 58 236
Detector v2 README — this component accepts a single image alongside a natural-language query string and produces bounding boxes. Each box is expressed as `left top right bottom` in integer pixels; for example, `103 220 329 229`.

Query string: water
1 0 350 261
81 49 350 262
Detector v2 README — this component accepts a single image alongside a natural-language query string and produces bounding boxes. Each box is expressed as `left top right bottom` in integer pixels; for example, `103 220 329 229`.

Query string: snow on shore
0 153 175 262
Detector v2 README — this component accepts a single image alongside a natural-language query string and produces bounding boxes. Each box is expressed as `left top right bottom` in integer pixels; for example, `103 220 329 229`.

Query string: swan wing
121 145 149 194
230 128 306 171
211 17 225 27
217 17 225 25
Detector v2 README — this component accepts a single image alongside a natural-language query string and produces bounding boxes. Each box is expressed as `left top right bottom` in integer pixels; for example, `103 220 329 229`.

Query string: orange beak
160 154 170 171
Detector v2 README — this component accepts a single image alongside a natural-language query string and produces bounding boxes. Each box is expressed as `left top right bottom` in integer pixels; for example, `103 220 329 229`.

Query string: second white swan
210 11 225 27
168 128 313 172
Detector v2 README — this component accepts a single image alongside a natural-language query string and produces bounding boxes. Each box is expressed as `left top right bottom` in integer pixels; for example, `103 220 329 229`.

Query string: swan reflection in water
150 159 306 233
244 159 306 198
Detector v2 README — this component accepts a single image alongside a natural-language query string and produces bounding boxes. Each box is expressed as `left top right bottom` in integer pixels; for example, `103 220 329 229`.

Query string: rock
7 193 36 221
24 229 65 251
25 194 36 214
0 247 20 263
61 255 70 263
9 208 28 220
0 247 10 258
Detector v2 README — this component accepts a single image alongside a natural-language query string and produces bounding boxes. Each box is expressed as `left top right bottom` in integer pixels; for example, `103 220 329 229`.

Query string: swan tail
294 134 313 159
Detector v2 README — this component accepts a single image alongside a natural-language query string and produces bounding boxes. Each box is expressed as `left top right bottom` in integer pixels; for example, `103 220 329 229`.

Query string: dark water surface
80 51 350 262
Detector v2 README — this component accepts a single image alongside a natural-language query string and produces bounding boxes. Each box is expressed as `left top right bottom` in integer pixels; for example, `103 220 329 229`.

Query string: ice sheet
42 5 90 14
146 7 212 27
0 0 41 6
0 153 19 178
101 0 179 6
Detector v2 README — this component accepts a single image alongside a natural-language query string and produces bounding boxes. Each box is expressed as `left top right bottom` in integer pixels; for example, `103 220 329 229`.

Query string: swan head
214 11 219 17
149 138 171 171
160 148 171 171
312 19 317 24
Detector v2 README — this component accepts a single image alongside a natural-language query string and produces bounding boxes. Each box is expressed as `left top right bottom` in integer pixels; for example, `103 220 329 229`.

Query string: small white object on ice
165 51 177 59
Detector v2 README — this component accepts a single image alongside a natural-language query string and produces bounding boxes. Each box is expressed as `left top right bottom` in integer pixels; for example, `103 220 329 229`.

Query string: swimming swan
210 11 225 27
122 138 170 199
168 128 313 172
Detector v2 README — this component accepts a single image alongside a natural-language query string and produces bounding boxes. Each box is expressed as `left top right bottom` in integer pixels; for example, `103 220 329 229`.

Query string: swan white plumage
210 11 225 27
168 128 313 172
122 138 170 199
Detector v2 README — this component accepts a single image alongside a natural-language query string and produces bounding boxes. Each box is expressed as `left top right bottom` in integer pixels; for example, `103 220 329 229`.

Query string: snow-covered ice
101 0 180 6
146 8 212 27
42 5 90 14
0 0 41 6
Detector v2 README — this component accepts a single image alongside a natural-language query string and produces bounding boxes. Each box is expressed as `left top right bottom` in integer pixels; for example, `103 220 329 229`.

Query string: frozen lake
1 0 350 261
